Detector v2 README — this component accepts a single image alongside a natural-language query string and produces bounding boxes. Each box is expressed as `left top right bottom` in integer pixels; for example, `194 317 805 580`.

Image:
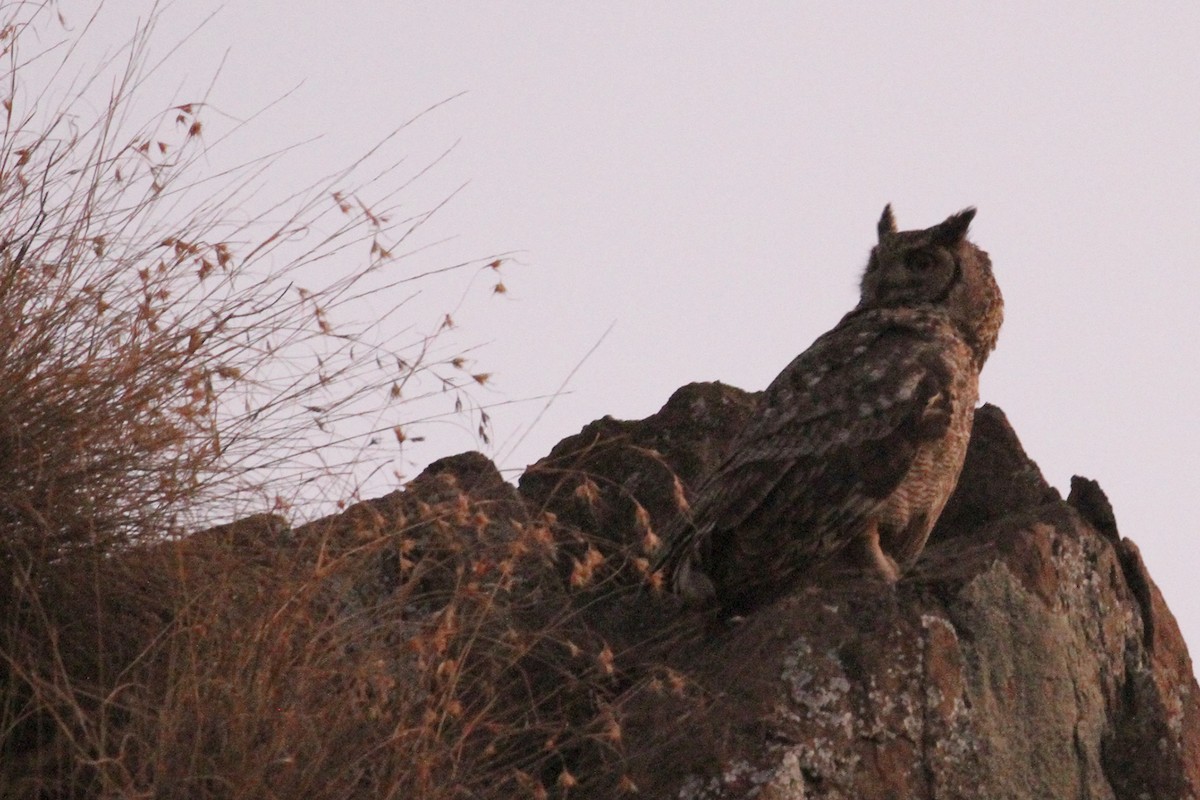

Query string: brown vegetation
0 5 590 797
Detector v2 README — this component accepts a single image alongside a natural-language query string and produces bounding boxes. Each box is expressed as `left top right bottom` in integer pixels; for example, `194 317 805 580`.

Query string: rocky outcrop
131 382 1197 799
516 383 1200 799
18 379 1192 799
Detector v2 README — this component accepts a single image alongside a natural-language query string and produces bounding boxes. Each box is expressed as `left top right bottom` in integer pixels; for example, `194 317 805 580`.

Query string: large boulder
521 384 1199 799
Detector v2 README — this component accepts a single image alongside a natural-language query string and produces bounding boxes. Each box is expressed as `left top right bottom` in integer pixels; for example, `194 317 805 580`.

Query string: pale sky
41 4 1200 655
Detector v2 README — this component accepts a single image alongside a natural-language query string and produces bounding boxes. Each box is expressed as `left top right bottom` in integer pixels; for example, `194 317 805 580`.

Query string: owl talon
846 522 902 584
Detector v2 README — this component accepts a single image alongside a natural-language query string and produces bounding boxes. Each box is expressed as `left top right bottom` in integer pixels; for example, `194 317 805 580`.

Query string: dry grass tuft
0 4 588 798
0 4 711 799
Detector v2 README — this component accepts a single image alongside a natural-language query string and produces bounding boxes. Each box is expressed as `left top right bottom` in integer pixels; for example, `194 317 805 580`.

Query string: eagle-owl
659 205 1003 613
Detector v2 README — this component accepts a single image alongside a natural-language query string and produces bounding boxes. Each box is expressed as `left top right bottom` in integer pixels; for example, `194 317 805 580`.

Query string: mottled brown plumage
659 205 1003 613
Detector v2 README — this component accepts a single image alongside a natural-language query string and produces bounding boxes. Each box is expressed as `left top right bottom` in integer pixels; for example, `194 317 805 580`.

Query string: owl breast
875 337 978 566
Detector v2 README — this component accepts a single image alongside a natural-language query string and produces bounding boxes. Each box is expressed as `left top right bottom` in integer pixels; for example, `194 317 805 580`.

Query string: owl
659 205 1003 613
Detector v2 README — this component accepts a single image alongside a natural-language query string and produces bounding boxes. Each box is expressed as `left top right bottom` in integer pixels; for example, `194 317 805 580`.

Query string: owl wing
663 309 963 601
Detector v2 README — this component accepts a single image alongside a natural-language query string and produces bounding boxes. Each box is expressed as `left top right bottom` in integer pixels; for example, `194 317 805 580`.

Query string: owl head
859 205 1004 365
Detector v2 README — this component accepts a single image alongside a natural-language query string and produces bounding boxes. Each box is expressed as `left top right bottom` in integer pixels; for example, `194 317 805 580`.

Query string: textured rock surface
520 383 1199 799
24 380 1192 799
519 380 760 551
153 383 1196 798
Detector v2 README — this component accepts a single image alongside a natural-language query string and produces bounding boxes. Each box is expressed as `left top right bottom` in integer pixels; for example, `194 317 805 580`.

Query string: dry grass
0 5 702 798
0 464 685 799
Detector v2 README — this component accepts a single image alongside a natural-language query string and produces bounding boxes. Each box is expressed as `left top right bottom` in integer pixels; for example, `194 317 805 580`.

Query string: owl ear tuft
877 204 897 241
931 207 976 246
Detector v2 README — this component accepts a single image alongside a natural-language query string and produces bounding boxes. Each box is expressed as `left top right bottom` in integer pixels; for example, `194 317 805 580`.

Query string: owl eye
905 251 937 271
